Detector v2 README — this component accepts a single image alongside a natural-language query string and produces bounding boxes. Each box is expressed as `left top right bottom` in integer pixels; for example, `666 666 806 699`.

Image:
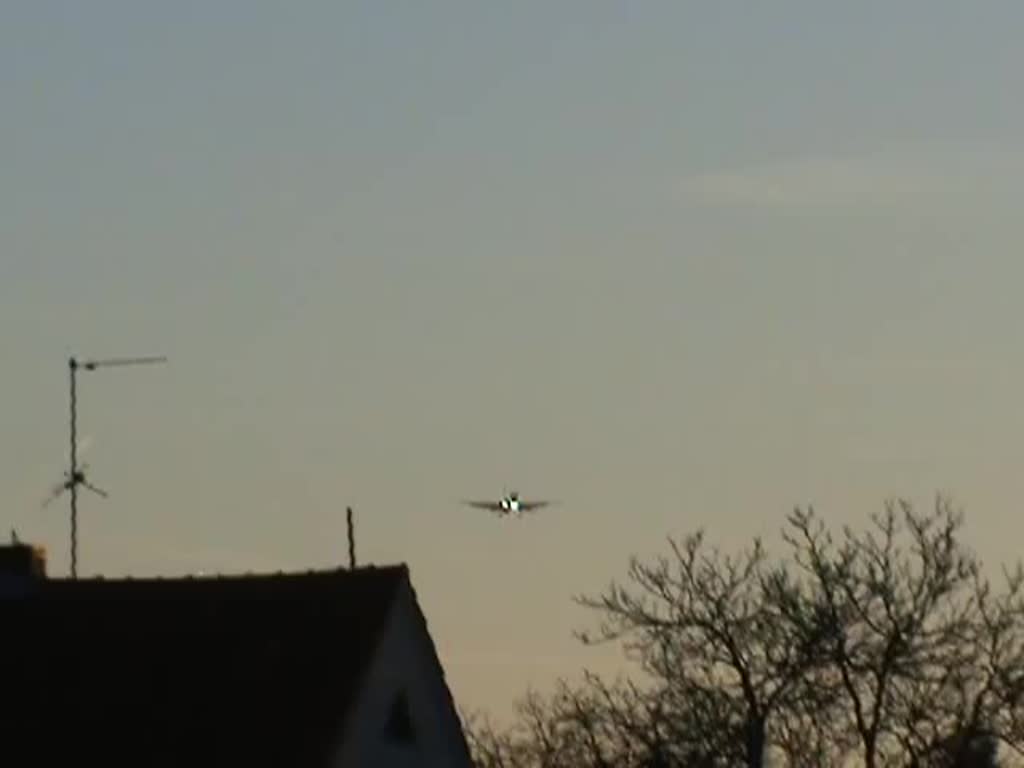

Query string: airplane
463 491 554 517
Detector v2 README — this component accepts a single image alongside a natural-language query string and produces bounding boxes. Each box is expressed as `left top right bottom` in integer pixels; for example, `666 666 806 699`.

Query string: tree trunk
863 732 877 768
745 716 766 768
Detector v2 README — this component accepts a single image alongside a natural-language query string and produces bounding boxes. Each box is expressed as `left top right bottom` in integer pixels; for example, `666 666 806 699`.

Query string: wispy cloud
677 148 1024 216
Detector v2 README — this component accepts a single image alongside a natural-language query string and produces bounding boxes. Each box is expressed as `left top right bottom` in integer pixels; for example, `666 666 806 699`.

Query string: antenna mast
66 354 167 579
346 506 356 569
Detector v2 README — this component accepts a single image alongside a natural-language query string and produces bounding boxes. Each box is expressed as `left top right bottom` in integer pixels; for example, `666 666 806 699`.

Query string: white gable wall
331 579 473 768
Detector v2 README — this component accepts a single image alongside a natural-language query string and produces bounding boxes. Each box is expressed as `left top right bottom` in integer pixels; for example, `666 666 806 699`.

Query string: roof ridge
38 562 410 585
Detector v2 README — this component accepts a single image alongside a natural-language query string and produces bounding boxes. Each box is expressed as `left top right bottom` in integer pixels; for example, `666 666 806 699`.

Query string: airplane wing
518 500 553 512
463 500 503 512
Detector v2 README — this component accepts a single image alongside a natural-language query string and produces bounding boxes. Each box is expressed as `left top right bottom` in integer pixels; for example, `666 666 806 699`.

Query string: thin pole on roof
347 506 356 569
63 354 167 579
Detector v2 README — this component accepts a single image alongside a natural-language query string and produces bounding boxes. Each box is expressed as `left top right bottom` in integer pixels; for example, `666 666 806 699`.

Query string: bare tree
464 680 656 768
784 497 1024 767
785 499 976 765
463 708 522 768
466 496 1024 768
573 531 830 767
464 673 735 768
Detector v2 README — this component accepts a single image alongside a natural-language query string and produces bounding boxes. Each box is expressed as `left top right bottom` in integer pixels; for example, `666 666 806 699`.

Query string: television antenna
53 354 167 579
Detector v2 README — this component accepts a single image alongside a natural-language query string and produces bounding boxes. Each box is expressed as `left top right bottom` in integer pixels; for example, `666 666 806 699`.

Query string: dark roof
1 564 408 767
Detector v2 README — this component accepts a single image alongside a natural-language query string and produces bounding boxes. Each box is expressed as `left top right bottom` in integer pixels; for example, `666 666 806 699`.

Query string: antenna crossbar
77 356 168 370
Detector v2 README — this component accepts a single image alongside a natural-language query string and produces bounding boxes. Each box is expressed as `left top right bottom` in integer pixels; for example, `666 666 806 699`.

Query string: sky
3 1 1024 721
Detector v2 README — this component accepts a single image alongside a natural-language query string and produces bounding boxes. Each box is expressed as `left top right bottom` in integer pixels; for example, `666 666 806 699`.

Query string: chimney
0 542 47 598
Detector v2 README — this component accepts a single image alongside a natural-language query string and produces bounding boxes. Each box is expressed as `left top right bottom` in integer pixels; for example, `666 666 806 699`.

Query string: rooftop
1 550 412 767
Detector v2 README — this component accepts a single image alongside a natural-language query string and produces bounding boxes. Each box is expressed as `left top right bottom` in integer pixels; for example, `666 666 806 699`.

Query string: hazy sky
3 2 1024 720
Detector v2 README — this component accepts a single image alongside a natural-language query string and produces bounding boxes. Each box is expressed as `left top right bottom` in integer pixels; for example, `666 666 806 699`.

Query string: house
0 542 474 768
